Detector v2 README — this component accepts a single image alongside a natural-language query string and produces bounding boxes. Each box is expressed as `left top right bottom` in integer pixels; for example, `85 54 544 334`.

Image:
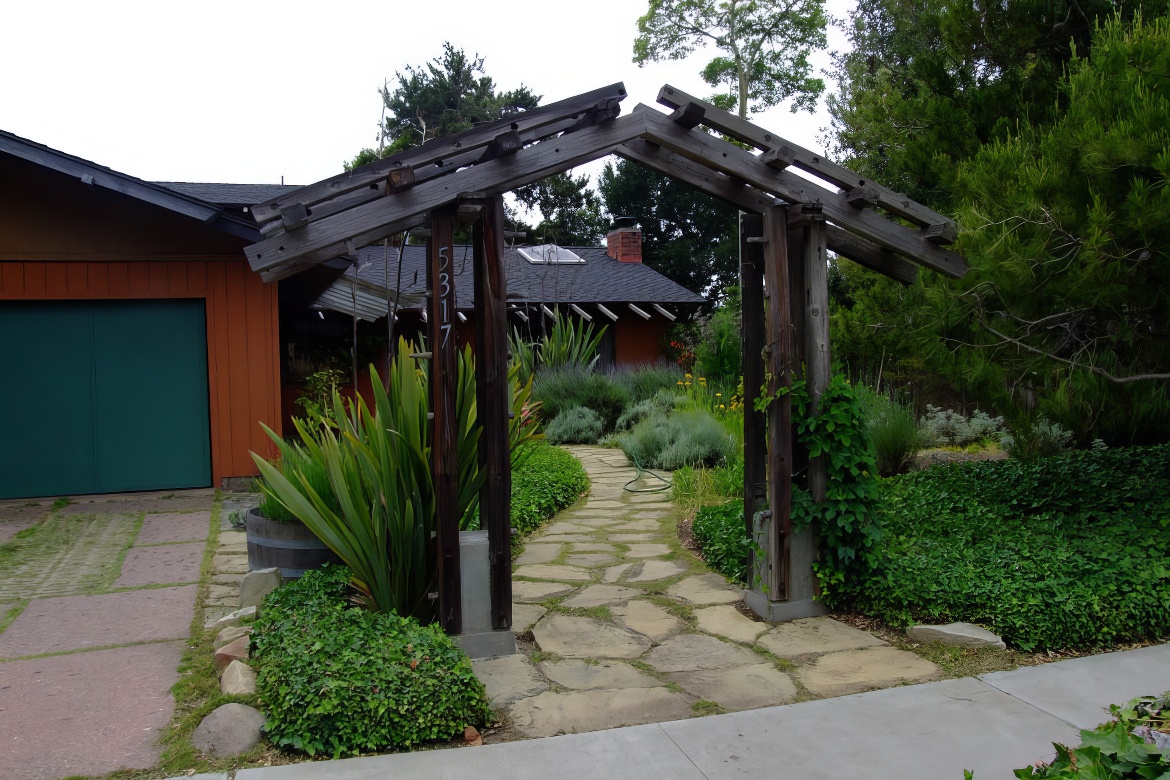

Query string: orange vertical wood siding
0 258 282 484
614 316 671 365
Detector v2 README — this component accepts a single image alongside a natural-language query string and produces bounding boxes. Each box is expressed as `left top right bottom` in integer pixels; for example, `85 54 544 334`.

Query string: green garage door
0 299 211 499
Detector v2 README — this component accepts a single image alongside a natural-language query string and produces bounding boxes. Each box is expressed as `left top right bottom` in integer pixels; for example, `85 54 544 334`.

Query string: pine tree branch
977 320 1170 384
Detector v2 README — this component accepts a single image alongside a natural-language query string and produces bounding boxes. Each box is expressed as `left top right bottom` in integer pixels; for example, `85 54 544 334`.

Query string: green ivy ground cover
510 442 590 536
847 445 1170 652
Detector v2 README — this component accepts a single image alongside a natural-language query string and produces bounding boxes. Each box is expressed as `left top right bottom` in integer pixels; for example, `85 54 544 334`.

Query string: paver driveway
0 490 213 780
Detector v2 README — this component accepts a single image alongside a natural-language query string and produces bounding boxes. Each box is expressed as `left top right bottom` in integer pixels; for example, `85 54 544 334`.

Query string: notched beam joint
670 102 705 130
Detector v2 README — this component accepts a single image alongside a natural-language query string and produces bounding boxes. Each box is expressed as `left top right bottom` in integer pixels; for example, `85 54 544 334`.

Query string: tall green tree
598 160 738 303
512 172 610 246
825 0 1165 211
929 12 1170 444
633 0 829 118
346 43 539 169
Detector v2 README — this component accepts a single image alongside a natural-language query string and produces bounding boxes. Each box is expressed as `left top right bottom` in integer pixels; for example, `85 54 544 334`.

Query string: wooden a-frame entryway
244 82 967 636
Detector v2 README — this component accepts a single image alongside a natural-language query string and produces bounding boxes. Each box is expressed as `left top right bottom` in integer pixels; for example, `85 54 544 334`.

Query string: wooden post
762 205 793 602
428 204 461 634
803 207 830 503
739 213 768 576
473 196 513 631
788 218 809 484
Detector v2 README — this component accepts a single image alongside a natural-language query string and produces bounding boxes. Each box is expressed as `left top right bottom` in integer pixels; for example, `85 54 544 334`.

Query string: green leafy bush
511 442 590 536
251 565 491 758
618 409 733 470
1006 692 1169 779
692 499 752 584
545 406 605 444
1002 415 1074 461
533 367 631 431
615 363 684 402
616 389 683 431
918 405 1006 448
844 444 1170 651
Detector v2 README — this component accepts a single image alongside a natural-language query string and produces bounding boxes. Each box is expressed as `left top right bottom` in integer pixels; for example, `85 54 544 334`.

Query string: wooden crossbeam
615 140 918 285
246 113 647 280
656 84 956 238
638 107 966 277
251 82 629 229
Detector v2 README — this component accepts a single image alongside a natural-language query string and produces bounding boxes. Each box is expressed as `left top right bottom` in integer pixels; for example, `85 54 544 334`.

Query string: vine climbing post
802 205 830 502
762 204 793 602
740 213 768 575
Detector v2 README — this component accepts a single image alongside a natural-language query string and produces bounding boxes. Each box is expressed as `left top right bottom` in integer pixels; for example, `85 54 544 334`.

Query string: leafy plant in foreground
252 565 491 758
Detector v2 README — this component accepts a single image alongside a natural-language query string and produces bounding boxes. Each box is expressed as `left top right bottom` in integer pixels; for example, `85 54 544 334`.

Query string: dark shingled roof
154 182 301 208
346 244 705 309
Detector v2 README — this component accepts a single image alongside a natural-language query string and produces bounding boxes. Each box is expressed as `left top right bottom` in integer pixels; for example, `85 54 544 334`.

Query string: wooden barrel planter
246 508 341 579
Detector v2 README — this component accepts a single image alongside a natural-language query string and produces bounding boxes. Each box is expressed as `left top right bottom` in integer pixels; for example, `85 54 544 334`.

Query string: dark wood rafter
428 205 461 634
472 195 513 632
655 84 958 242
238 82 968 629
614 140 918 285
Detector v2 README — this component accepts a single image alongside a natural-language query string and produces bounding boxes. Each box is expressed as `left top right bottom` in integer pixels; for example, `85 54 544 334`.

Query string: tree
633 0 829 118
512 172 610 246
346 43 539 169
825 0 1166 211
928 12 1170 444
598 159 738 303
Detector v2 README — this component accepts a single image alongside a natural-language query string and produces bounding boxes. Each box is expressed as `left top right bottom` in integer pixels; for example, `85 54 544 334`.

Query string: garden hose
623 451 673 494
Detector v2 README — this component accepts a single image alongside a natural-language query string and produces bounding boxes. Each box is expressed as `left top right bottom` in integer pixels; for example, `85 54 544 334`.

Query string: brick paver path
0 491 214 779
473 446 939 738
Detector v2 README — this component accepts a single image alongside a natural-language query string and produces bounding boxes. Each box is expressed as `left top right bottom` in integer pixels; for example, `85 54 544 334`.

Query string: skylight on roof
518 244 584 265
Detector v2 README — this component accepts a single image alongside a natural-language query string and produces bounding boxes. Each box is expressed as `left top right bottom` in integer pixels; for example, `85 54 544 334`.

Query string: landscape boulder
213 625 252 650
190 703 266 757
906 622 1006 649
214 636 250 669
220 660 257 695
207 605 257 633
239 567 283 611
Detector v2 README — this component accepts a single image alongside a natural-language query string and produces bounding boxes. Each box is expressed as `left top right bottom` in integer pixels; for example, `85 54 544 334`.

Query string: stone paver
0 641 184 778
539 659 660 690
515 564 593 582
561 585 640 608
798 646 941 696
483 446 914 741
134 511 211 545
0 585 197 658
514 544 562 565
508 687 696 738
114 541 204 587
512 603 547 631
644 633 760 673
532 614 651 659
513 581 577 602
666 573 744 605
694 604 769 645
611 601 684 642
473 655 549 707
667 664 797 711
757 616 887 659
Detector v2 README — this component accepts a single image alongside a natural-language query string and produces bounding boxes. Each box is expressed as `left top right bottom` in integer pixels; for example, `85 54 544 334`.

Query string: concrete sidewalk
208 642 1168 780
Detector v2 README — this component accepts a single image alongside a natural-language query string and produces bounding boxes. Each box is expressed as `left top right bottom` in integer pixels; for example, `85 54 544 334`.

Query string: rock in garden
190 703 266 757
207 605 257 632
906 622 1006 649
239 567 283 610
214 636 250 669
220 660 257 695
463 726 483 746
213 625 252 650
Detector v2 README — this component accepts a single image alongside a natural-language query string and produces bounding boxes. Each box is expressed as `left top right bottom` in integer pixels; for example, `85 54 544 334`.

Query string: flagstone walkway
473 445 941 739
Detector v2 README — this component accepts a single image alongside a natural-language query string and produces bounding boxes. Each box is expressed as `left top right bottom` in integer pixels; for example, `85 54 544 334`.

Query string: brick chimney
606 217 642 263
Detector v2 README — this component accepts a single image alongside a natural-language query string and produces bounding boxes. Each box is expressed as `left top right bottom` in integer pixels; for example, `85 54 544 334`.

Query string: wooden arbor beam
250 82 630 232
472 195 512 632
615 141 918 286
638 108 966 277
656 84 957 242
739 214 768 582
245 113 646 280
428 205 461 634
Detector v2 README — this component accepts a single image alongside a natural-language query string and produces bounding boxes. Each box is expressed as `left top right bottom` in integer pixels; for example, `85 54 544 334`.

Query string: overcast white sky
2 0 853 203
